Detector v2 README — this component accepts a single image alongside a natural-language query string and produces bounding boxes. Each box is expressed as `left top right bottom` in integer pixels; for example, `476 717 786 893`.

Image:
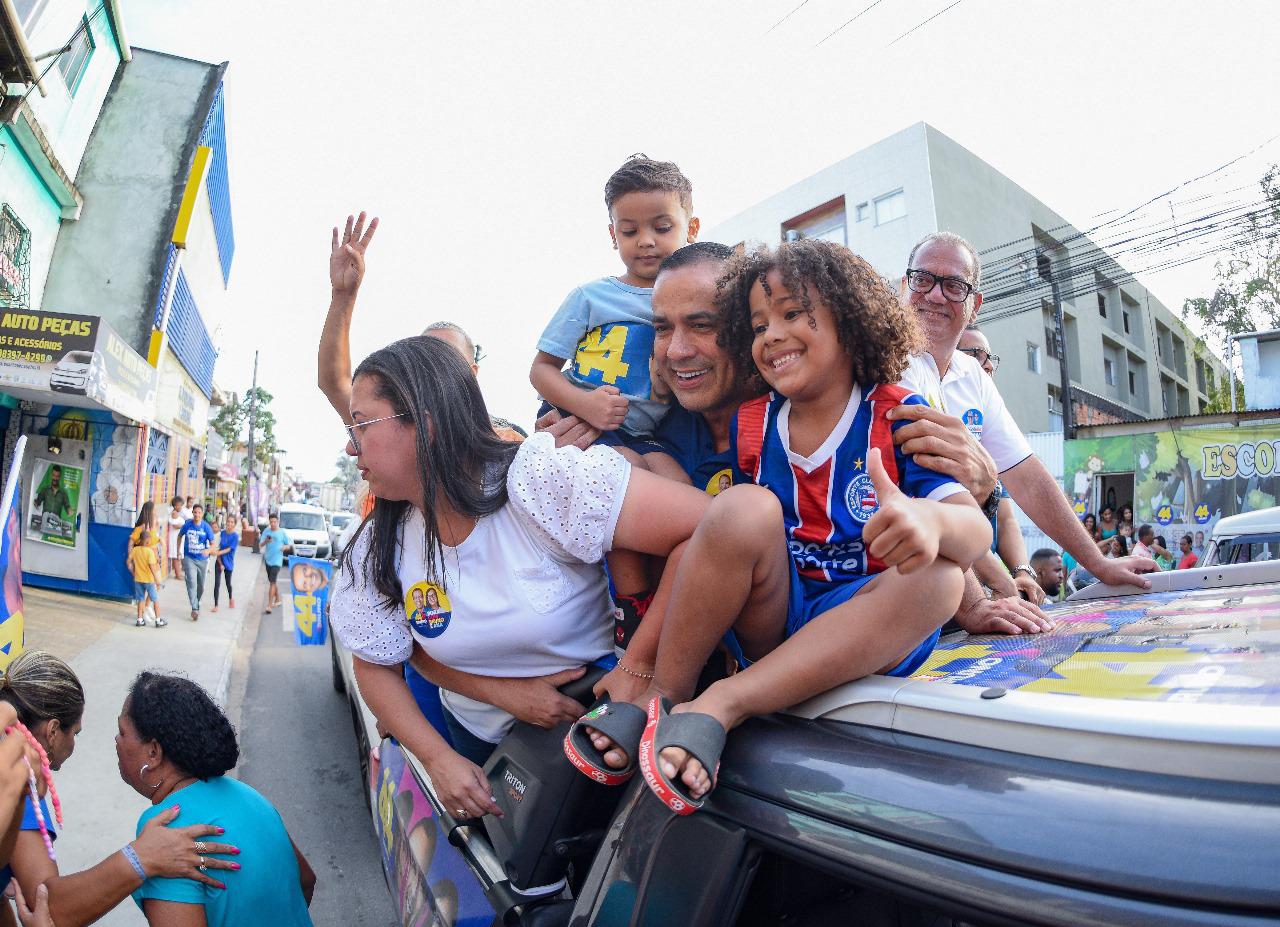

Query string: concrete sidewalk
22 552 266 927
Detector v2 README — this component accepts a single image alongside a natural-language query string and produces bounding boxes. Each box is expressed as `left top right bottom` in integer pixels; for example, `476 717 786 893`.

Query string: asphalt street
235 572 398 927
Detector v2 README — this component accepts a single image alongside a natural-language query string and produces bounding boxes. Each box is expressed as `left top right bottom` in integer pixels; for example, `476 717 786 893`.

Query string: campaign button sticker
405 581 452 638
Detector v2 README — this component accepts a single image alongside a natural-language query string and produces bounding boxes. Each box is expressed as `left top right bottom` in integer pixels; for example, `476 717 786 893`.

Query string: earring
140 763 149 776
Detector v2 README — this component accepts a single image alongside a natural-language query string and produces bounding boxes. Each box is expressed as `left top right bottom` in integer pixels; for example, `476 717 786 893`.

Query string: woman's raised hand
427 751 503 821
133 805 241 889
330 212 379 296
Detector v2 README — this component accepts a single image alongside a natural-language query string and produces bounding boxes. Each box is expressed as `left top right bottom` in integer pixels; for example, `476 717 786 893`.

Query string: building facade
0 13 233 598
708 123 1229 435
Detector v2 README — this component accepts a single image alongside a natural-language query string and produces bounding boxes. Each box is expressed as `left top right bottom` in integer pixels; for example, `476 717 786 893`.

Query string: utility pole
1038 251 1074 438
245 351 259 528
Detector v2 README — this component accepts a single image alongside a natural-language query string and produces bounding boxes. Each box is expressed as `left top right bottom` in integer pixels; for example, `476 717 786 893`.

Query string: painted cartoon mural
1065 424 1280 541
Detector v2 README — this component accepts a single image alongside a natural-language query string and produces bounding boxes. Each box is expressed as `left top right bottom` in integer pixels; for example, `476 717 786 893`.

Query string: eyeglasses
345 412 411 454
905 268 976 303
957 346 1001 372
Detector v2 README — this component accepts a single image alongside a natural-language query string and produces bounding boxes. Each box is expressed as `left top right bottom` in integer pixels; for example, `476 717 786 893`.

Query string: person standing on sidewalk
212 514 239 613
260 514 291 615
128 531 167 629
177 504 216 621
166 496 185 580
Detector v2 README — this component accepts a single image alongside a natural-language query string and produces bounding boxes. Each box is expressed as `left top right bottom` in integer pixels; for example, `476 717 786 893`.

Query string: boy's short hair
1030 548 1059 564
139 529 152 545
1138 523 1154 541
658 241 733 276
604 154 693 214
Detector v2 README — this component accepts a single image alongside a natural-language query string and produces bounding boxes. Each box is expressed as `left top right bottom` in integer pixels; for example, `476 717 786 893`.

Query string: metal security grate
0 205 31 310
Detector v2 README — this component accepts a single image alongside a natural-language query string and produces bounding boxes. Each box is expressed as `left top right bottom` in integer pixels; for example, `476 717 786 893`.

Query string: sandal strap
563 701 646 786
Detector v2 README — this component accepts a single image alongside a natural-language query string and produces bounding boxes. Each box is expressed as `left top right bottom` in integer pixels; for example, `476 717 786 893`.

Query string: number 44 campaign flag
288 556 331 645
0 436 27 670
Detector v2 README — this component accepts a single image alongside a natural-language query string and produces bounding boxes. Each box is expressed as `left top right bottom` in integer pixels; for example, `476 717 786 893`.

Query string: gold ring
198 856 207 872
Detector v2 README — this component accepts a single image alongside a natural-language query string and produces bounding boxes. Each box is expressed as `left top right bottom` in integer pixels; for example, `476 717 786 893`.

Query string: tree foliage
1183 164 1280 359
211 386 279 468
332 453 359 492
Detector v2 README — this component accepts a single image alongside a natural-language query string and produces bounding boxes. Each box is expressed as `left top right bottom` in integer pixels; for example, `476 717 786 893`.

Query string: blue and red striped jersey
732 384 966 583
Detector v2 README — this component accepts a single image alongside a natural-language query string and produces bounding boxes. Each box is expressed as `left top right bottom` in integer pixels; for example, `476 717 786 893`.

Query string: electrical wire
887 0 966 47
765 0 817 34
814 0 889 47
13 2 108 109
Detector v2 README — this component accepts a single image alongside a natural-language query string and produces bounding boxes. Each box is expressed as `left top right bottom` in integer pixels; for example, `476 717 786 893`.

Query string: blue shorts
723 555 940 678
536 401 668 457
133 581 159 603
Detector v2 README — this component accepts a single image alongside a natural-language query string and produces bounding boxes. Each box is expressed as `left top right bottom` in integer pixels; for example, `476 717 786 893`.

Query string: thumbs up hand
863 447 942 575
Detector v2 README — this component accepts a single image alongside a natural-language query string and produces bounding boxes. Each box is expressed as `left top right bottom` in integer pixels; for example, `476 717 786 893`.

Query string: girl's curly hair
716 239 923 391
127 672 239 780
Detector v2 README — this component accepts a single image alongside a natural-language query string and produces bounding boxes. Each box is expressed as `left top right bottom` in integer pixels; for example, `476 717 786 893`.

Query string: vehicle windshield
331 514 353 529
280 511 327 532
64 352 94 364
1212 533 1280 565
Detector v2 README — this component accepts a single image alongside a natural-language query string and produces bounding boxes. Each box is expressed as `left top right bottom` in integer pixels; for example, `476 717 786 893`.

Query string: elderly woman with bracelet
0 650 238 927
117 671 315 926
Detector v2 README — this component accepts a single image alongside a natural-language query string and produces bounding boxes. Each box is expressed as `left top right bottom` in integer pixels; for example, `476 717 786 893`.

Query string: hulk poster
1065 424 1280 540
27 458 82 547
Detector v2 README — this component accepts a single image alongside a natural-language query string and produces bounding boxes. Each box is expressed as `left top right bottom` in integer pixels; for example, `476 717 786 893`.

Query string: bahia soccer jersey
732 384 966 584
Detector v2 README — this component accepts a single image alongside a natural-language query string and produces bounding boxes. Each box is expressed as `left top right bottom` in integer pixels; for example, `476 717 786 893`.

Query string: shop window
146 431 169 475
874 189 906 226
855 202 870 222
57 15 96 96
187 448 200 479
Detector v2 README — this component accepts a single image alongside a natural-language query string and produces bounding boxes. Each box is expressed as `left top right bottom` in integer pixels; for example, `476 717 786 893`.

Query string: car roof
1211 505 1280 537
788 563 1280 784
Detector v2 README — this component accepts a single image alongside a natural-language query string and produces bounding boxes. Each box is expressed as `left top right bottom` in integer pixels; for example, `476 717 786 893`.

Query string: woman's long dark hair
134 500 154 530
341 336 518 609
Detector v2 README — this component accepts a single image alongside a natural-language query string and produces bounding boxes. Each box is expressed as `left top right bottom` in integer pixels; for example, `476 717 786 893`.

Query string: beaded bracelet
121 843 147 881
618 662 654 681
5 720 61 861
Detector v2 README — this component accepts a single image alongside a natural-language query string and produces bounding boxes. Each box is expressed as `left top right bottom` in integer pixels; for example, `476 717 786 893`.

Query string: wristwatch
980 489 1001 519
1010 564 1035 580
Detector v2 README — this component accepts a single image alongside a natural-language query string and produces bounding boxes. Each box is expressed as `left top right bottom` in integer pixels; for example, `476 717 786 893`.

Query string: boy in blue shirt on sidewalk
177 504 216 620
530 154 699 650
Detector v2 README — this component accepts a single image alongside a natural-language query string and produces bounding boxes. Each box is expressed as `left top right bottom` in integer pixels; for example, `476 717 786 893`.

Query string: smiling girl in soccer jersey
570 239 991 813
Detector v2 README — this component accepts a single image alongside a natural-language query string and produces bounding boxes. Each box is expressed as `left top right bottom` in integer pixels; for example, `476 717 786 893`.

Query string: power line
14 2 108 109
887 0 966 47
814 0 889 47
766 0 816 34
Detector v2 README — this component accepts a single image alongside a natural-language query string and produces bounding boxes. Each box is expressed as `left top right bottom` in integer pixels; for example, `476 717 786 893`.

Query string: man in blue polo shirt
177 504 216 620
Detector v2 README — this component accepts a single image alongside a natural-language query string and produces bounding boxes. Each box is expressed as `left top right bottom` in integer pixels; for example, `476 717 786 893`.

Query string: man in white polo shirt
894 232 1155 631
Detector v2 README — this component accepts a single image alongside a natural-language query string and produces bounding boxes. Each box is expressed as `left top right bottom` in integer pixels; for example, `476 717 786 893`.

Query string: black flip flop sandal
638 696 727 815
563 701 647 786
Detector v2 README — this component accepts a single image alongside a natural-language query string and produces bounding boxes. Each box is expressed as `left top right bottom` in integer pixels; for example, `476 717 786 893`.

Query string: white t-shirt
330 433 629 743
898 352 1034 474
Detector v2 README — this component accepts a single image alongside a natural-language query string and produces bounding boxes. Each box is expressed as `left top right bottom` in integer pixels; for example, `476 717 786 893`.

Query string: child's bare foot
656 692 737 801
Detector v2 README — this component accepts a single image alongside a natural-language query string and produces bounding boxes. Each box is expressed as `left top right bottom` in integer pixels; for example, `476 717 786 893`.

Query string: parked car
327 510 356 557
1201 505 1280 566
332 562 1280 927
276 502 331 559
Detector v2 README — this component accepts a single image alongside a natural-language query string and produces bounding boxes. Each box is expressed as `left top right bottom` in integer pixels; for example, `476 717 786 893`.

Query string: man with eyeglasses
895 232 1155 634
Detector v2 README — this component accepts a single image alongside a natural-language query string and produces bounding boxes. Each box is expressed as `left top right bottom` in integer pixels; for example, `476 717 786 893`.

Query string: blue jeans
442 708 497 767
183 557 207 610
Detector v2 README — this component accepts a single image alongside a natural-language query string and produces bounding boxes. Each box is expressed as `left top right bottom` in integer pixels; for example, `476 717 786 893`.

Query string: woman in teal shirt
116 672 316 926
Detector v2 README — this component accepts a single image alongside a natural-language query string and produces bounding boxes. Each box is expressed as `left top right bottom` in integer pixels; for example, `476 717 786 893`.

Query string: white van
49 350 106 394
1202 506 1280 566
277 502 331 559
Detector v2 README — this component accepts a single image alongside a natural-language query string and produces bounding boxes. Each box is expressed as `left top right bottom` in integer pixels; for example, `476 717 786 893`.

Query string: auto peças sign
0 310 157 423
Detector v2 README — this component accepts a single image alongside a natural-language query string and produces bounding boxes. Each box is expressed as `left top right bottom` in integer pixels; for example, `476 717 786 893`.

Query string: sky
120 0 1280 482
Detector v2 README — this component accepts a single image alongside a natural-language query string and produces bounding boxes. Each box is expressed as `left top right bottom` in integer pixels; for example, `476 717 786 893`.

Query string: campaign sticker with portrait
962 408 984 438
405 581 452 638
705 468 733 497
27 458 82 547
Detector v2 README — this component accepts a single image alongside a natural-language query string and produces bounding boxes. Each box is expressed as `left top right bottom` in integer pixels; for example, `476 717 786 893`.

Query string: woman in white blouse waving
330 337 707 820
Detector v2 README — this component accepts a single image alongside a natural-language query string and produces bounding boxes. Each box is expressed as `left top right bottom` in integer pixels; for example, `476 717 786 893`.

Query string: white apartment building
709 123 1228 434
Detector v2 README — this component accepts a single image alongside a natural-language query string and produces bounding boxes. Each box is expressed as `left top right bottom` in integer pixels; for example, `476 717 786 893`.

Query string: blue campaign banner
288 555 331 646
0 436 27 669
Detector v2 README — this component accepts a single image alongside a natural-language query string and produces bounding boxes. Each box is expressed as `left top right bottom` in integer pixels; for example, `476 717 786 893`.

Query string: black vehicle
332 561 1280 927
